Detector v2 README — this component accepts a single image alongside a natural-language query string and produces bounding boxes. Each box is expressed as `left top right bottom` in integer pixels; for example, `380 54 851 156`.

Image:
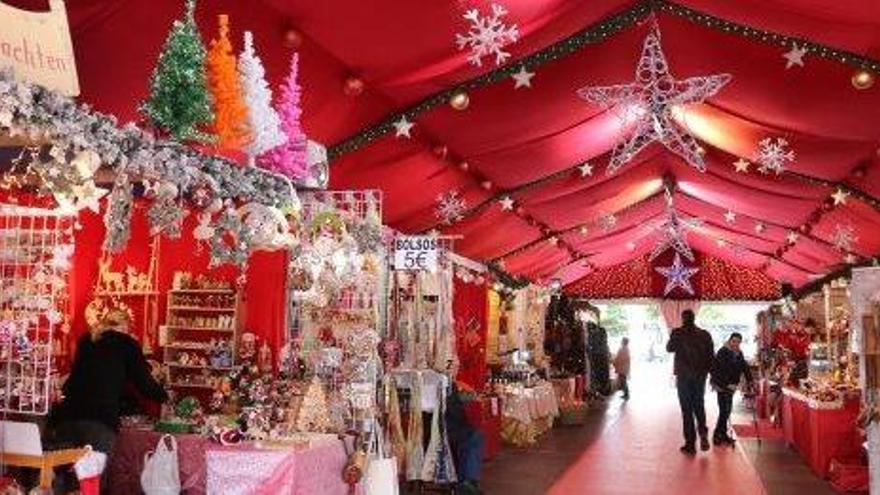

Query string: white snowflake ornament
832 223 857 253
754 137 795 175
599 212 617 232
435 191 468 225
455 3 519 67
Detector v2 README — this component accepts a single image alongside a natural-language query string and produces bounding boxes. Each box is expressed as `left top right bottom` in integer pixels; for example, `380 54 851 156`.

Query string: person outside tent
613 337 631 400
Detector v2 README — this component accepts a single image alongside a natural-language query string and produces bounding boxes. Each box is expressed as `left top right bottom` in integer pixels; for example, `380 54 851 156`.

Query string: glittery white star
754 222 766 234
831 223 857 253
578 162 594 177
511 66 535 89
655 253 699 296
783 44 807 69
548 236 559 245
786 230 799 245
733 158 750 173
499 196 514 211
392 116 414 138
724 210 737 224
577 27 731 174
831 188 849 206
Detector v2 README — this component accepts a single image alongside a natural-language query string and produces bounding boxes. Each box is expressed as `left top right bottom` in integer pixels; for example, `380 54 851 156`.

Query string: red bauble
284 29 303 49
343 76 365 97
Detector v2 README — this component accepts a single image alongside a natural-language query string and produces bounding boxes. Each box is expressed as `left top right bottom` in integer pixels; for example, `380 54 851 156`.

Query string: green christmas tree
141 0 214 142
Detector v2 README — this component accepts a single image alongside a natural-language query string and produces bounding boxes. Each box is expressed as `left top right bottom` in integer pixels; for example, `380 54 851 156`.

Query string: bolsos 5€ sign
394 236 438 272
0 0 79 96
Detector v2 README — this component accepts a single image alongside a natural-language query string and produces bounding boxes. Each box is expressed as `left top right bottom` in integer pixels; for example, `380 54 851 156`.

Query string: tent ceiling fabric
11 0 880 290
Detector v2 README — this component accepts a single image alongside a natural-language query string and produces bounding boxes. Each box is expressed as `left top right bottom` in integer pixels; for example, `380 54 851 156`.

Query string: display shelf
167 382 214 389
167 306 236 312
169 288 234 294
165 325 235 332
166 363 236 371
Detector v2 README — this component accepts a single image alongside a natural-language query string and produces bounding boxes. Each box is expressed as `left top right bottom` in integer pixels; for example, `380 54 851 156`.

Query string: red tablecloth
107 429 209 495
781 391 863 478
464 397 501 460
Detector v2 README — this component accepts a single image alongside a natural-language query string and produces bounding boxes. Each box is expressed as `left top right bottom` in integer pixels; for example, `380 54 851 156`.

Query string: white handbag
365 424 399 495
140 434 181 495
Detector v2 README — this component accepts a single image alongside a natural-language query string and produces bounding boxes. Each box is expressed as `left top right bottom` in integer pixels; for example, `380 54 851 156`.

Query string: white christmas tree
238 31 286 163
295 376 330 432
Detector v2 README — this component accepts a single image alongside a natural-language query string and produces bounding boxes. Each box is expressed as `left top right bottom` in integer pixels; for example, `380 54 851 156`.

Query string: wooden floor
480 361 837 495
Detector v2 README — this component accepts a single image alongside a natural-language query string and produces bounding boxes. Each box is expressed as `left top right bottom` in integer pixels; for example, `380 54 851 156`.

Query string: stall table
107 428 352 495
781 388 862 478
498 382 559 447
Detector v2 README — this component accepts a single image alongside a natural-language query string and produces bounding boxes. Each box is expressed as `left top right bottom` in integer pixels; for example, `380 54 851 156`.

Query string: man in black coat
666 309 714 455
710 332 753 445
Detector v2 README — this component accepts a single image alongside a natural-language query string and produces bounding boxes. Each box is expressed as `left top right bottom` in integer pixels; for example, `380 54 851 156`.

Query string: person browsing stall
52 309 168 488
710 332 754 445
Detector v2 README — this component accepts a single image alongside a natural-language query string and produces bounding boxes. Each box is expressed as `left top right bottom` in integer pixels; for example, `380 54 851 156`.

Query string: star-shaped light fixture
577 27 731 175
733 158 750 173
831 188 849 206
511 66 535 89
392 116 414 138
655 252 699 296
578 162 594 177
783 44 807 69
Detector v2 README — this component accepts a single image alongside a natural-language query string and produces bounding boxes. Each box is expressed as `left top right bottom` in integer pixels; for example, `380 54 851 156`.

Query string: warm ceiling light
449 91 470 111
852 70 875 90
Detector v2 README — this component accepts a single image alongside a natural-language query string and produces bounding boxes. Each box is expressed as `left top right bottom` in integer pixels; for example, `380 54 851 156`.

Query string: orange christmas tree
206 14 250 151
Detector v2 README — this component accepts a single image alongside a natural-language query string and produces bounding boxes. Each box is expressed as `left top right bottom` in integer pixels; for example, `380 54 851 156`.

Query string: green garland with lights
328 0 880 160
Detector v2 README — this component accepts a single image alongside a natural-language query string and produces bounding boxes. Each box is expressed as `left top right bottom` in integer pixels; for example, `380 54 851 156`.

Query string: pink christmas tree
259 53 308 179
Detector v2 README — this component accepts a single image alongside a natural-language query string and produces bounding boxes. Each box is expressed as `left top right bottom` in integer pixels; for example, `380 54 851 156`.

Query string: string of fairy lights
327 0 880 160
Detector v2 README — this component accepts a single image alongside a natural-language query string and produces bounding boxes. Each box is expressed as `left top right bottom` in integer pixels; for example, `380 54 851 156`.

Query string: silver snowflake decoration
599 212 617 232
455 3 519 67
655 253 699 296
754 137 795 175
831 223 857 253
435 191 468 225
577 27 731 175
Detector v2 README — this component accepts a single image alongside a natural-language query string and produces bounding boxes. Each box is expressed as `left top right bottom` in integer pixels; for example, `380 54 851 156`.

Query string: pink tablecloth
207 441 351 495
107 429 352 495
107 429 209 495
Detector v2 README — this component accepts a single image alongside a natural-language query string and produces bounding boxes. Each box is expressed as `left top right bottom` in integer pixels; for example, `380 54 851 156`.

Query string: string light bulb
851 70 875 90
449 90 470 111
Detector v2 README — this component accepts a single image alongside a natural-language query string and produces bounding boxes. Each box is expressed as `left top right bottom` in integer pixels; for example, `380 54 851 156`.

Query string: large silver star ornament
656 253 699 296
577 28 731 175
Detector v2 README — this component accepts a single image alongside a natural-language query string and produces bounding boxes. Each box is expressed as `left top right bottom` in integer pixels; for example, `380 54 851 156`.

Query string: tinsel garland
327 0 880 159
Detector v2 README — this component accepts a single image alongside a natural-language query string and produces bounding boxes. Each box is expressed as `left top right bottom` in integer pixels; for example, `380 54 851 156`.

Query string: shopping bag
140 434 181 495
74 446 107 495
364 424 399 495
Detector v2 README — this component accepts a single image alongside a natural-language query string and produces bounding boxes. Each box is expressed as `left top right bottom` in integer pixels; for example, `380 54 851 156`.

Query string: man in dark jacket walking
710 332 753 445
666 309 714 455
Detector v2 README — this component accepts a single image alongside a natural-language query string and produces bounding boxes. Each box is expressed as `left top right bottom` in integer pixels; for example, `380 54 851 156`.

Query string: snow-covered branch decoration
0 69 298 261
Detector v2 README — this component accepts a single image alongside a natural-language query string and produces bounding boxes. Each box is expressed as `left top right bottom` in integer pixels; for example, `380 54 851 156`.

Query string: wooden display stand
162 285 240 392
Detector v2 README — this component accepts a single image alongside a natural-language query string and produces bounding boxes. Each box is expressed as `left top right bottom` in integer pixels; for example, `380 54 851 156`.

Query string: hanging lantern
449 90 470 111
851 70 875 90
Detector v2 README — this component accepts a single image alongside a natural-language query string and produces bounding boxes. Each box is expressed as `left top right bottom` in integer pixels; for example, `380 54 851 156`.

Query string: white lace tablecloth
500 382 559 425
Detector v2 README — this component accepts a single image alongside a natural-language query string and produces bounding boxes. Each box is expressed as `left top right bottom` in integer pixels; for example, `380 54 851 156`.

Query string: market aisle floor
545 367 766 495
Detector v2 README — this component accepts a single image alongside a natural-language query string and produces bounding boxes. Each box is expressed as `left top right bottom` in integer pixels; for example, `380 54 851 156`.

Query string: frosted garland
0 69 298 260
577 27 730 174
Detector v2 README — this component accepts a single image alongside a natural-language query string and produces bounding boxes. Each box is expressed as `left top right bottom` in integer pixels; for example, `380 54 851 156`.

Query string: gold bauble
449 91 470 111
851 70 875 90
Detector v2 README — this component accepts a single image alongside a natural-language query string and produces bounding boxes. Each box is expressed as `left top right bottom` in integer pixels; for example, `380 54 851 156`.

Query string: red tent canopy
9 0 880 292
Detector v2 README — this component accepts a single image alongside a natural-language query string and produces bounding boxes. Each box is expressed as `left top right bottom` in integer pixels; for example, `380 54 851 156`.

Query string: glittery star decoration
579 225 589 236
392 116 414 138
649 197 701 261
599 213 617 232
71 183 108 213
733 158 750 173
577 27 731 175
723 210 736 224
786 230 799 245
498 196 514 211
845 253 858 264
655 252 699 296
783 44 807 69
754 221 766 234
578 162 594 177
831 188 849 205
511 66 535 89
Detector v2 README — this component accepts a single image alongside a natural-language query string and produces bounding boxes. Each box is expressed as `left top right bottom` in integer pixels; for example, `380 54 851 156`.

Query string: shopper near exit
710 332 754 445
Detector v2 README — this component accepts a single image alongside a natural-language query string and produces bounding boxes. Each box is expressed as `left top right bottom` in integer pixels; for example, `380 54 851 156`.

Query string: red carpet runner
548 371 767 495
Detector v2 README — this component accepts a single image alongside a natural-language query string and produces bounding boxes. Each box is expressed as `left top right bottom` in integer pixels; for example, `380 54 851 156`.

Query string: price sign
394 236 438 271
